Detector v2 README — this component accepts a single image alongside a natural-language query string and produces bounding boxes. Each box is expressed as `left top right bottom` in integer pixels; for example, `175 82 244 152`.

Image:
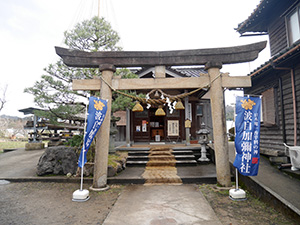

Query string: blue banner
233 96 261 176
78 97 108 168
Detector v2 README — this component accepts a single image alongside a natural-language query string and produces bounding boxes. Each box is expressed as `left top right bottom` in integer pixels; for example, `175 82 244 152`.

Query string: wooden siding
259 85 283 152
250 72 279 94
281 69 299 146
247 66 300 153
245 1 300 153
294 65 300 145
269 16 288 56
262 88 276 125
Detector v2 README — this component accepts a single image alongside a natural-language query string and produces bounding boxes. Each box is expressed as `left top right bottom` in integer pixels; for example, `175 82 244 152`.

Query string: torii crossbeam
56 41 266 188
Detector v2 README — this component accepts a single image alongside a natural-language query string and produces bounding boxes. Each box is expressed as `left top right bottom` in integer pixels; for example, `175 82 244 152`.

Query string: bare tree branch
0 85 8 112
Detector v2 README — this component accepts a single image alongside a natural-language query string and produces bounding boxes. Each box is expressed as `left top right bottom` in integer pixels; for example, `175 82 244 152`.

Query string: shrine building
115 66 213 144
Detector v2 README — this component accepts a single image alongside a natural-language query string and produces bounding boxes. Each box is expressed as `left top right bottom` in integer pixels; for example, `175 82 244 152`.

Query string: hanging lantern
155 105 166 116
132 101 144 112
175 99 185 110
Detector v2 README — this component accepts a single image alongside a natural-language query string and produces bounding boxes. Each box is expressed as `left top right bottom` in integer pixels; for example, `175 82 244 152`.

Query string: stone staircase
126 147 197 167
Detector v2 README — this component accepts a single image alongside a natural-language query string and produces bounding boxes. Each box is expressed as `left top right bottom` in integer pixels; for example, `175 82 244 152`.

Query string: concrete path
0 148 44 177
228 142 300 217
103 184 222 225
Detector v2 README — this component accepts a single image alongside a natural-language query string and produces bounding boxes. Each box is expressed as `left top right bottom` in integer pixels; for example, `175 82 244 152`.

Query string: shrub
228 127 235 141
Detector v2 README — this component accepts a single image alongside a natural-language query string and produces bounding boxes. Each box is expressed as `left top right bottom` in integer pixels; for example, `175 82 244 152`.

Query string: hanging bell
155 105 166 116
154 90 160 99
175 99 185 110
132 101 144 112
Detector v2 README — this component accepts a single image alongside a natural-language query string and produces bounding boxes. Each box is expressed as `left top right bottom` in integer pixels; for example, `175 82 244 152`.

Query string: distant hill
0 115 31 121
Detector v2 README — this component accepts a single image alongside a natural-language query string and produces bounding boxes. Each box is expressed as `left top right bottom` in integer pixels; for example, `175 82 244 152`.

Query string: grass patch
108 151 128 168
0 140 26 152
199 184 296 225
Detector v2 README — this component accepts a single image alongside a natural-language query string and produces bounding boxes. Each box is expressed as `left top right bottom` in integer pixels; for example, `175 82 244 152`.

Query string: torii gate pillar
206 62 231 187
93 64 115 189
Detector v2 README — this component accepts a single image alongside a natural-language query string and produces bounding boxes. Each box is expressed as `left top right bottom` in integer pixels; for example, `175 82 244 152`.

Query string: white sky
0 0 269 117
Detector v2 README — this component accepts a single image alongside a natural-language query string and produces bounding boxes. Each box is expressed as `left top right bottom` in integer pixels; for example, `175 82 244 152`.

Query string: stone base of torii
55 41 266 188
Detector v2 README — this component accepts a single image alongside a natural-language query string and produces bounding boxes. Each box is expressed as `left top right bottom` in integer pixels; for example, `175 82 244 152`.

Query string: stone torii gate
55 41 266 188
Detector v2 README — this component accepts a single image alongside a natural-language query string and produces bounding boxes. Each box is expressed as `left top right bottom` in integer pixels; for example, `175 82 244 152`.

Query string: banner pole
80 100 89 191
72 97 90 202
233 130 239 190
230 150 246 200
230 95 246 200
235 167 239 190
234 99 239 190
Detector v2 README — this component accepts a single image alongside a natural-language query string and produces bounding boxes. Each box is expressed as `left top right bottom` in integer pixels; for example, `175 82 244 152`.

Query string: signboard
136 126 141 132
142 120 147 132
233 96 261 176
168 120 179 136
185 119 191 128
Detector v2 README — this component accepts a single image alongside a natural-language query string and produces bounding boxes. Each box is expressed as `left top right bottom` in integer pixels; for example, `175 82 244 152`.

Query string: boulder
108 165 117 177
76 162 94 177
76 162 124 177
36 146 78 176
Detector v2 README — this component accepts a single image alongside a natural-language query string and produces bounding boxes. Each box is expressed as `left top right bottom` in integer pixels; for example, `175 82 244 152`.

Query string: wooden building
114 67 213 143
19 107 84 146
236 0 300 154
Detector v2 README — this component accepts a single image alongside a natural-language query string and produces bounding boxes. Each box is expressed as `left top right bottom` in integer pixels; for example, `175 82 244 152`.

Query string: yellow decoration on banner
94 100 105 110
240 99 256 110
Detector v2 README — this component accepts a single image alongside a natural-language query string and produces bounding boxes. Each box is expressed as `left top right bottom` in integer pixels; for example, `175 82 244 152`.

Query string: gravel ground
0 181 123 225
0 181 297 225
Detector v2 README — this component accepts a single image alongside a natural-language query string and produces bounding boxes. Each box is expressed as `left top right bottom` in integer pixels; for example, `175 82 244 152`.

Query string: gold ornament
175 99 185 110
155 105 166 116
132 102 144 112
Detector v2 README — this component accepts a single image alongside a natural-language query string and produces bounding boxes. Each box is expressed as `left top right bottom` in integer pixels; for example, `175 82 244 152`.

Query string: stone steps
127 155 196 161
143 177 182 185
126 148 197 167
126 160 198 166
127 150 194 156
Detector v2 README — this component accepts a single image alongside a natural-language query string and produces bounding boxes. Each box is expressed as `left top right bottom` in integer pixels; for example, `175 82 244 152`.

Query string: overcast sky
0 0 268 117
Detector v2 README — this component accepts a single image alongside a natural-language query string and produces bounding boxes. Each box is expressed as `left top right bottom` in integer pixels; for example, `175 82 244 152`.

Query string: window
261 88 277 126
287 7 300 46
196 105 203 116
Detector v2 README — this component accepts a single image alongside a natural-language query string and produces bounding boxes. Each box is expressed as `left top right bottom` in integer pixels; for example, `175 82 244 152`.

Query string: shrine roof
171 67 207 77
19 107 45 115
135 66 207 78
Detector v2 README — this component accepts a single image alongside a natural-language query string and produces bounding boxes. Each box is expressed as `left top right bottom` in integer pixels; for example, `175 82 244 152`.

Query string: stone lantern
196 123 210 162
109 115 119 154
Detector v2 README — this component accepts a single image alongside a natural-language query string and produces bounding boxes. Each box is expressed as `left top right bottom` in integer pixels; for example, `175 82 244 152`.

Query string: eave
236 0 270 34
236 0 298 35
249 42 300 78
